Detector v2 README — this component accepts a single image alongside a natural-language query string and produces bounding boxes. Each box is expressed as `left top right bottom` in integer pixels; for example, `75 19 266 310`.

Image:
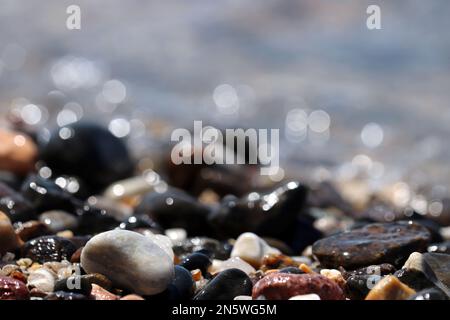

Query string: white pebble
27 268 56 293
231 232 280 267
289 294 321 300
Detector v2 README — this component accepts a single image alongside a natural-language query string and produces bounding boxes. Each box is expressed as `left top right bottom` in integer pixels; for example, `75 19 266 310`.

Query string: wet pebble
365 275 415 300
173 237 232 260
14 220 52 242
252 272 345 300
230 232 280 268
194 268 253 300
54 276 92 295
0 211 22 254
39 210 78 233
0 129 37 175
167 266 195 300
179 252 211 275
27 268 56 293
90 283 118 300
312 221 431 269
0 276 30 300
22 236 77 263
38 122 135 194
80 230 174 295
408 287 448 300
211 257 256 275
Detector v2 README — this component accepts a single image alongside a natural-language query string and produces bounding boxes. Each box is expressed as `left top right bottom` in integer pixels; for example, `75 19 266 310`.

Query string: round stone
80 230 174 295
312 221 431 269
38 122 134 194
22 236 77 263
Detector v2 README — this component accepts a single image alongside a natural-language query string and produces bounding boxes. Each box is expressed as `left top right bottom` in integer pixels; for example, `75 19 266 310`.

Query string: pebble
38 122 135 194
208 182 311 243
173 237 232 260
27 268 56 293
312 221 431 269
230 232 280 268
80 230 174 295
421 252 450 297
408 288 448 300
252 273 345 300
0 129 37 175
81 273 113 291
90 283 118 300
54 276 92 295
428 241 450 254
135 187 211 236
167 266 195 300
194 268 253 300
179 252 212 275
0 211 22 254
211 257 256 275
45 291 88 300
344 264 396 300
365 275 415 300
39 210 79 233
14 220 52 242
103 175 156 200
0 189 36 223
0 276 30 300
289 293 321 300
22 236 77 263
120 294 145 300
234 295 252 300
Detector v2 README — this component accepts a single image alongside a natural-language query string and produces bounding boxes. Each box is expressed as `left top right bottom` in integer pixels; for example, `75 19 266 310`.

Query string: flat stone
312 221 431 269
80 230 174 295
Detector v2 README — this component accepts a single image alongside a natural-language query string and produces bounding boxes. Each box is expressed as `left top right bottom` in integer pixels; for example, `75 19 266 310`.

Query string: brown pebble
0 276 30 300
365 275 415 300
15 220 52 242
0 211 23 254
0 129 37 175
120 294 145 300
70 247 83 263
90 284 118 300
252 272 345 300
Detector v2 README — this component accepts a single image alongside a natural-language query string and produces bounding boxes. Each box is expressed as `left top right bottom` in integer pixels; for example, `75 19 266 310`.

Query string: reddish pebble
120 294 145 300
252 272 345 300
90 284 118 300
0 276 30 300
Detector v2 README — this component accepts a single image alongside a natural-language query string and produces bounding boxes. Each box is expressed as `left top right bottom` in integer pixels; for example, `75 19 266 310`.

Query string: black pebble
22 236 77 263
54 276 92 295
194 268 253 300
167 266 195 300
179 252 212 275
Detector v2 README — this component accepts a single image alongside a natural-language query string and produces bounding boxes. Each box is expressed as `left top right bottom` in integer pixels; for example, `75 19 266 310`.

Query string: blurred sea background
1 0 450 204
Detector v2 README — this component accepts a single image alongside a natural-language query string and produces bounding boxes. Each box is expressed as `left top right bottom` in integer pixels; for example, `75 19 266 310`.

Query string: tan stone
365 275 415 300
0 211 23 254
0 128 37 175
90 283 118 300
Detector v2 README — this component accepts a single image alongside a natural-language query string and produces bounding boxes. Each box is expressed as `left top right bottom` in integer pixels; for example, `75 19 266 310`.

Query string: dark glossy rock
22 235 77 263
194 268 253 300
0 276 30 300
45 291 89 300
20 175 77 213
172 237 232 260
408 287 448 300
54 276 92 295
428 241 450 254
312 221 431 269
421 253 450 297
179 252 212 275
81 273 113 291
14 220 52 242
279 267 305 274
74 203 120 235
135 188 211 236
394 268 434 291
167 266 195 300
38 122 135 194
0 190 36 223
208 182 315 247
119 215 162 233
343 264 396 300
252 272 345 300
